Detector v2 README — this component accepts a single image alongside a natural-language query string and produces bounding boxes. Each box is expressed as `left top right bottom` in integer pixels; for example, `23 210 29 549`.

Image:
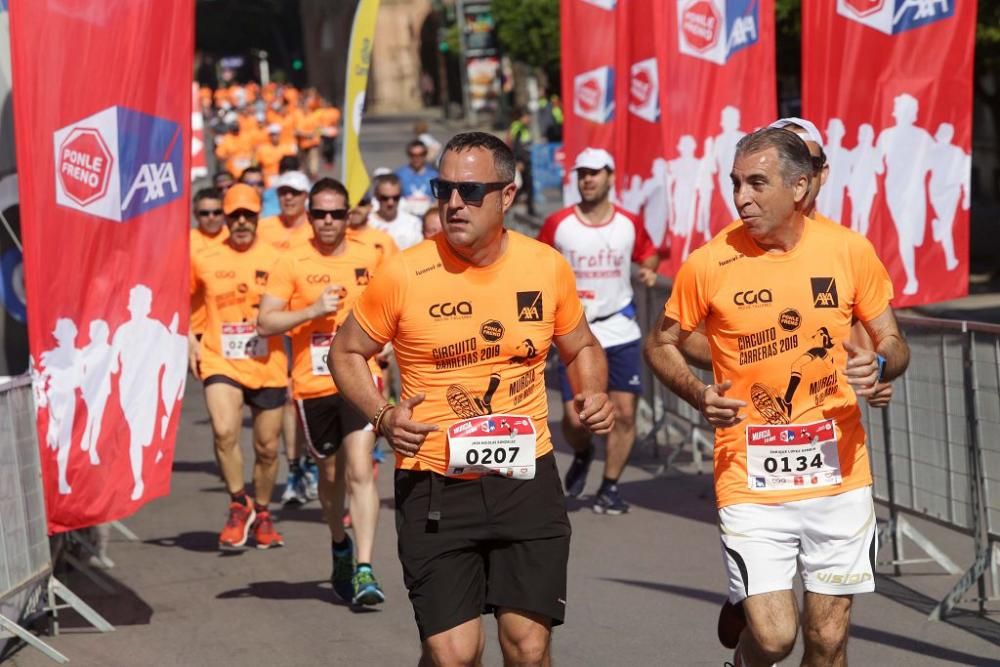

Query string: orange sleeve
352 254 408 344
664 248 711 331
265 255 295 303
850 235 894 322
190 255 201 296
552 252 585 336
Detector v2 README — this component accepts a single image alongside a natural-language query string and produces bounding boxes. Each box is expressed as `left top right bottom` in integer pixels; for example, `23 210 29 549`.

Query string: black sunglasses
430 178 511 204
309 208 349 221
197 209 224 217
377 194 401 202
226 209 258 221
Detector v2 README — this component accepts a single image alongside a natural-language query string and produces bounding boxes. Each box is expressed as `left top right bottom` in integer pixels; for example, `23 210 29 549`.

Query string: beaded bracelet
372 403 395 435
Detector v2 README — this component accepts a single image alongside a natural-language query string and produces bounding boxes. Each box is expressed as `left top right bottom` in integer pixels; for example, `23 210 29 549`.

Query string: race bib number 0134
447 414 537 479
745 419 842 491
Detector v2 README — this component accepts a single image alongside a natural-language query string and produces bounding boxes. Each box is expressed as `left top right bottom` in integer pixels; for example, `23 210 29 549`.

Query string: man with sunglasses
396 139 438 216
330 131 614 666
368 173 423 250
190 187 229 351
539 147 660 515
258 178 387 607
256 169 318 504
189 184 288 550
258 170 313 251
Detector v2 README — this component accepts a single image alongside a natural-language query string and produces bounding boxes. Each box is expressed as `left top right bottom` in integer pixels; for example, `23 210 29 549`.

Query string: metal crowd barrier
0 375 113 663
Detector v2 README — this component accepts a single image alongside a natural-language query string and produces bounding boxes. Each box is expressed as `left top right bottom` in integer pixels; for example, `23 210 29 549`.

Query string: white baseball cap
274 170 310 192
769 117 824 150
371 167 393 177
267 123 281 135
573 147 615 172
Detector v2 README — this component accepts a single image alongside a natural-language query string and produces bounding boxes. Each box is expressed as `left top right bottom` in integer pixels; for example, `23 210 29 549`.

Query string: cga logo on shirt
516 291 544 322
429 301 472 319
836 0 954 35
677 0 759 65
53 105 183 222
573 66 615 124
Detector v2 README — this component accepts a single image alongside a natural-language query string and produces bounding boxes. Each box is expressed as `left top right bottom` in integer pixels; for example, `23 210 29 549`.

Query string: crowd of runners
188 110 909 665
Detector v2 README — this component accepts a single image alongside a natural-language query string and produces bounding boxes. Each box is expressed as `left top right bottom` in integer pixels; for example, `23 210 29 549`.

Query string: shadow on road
603 577 726 606
144 531 245 556
215 579 381 615
52 565 154 628
850 624 999 666
615 473 717 524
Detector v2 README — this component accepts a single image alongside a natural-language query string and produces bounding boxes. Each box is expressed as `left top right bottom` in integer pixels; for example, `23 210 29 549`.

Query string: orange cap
222 183 261 215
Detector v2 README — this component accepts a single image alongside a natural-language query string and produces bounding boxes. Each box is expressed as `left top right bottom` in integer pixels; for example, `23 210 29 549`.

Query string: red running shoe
253 511 285 549
219 498 256 550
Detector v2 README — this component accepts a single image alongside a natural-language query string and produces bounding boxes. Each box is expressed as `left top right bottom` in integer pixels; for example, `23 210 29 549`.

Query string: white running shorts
719 485 877 603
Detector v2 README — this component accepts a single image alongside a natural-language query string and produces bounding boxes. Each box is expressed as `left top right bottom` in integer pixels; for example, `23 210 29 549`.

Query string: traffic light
292 58 303 71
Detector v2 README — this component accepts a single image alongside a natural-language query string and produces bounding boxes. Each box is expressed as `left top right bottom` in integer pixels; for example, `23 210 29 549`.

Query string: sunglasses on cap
308 208 349 221
197 208 224 217
430 178 511 204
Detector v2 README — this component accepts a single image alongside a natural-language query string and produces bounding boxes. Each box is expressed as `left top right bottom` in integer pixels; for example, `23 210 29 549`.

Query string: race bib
447 414 537 479
745 419 842 491
310 332 334 376
221 322 267 360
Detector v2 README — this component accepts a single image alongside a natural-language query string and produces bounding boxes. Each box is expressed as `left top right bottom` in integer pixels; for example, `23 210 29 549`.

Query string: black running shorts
203 374 287 410
295 393 371 459
394 452 571 641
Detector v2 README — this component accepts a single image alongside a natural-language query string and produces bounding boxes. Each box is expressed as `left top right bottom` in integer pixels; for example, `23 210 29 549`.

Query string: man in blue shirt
395 140 438 216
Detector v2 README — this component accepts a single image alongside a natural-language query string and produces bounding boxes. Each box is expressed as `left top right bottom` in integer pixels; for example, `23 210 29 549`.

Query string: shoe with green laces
352 564 386 606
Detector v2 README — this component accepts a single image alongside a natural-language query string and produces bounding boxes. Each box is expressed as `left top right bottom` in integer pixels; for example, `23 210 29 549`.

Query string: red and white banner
10 1 193 532
191 82 208 182
614 0 668 256
653 0 776 275
803 1 976 306
561 0 619 203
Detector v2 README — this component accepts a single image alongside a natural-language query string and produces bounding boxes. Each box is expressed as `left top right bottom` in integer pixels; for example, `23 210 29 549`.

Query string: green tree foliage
491 0 561 82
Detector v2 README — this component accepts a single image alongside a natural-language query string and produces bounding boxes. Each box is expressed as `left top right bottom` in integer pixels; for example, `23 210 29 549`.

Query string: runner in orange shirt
644 128 910 667
215 119 254 179
255 125 297 187
189 187 229 344
257 171 312 250
295 106 323 179
189 184 289 551
258 178 387 607
346 196 399 264
330 132 614 664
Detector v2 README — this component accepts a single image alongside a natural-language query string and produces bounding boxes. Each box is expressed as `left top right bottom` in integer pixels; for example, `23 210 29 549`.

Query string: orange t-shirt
347 225 399 266
296 111 323 150
190 239 288 388
664 216 894 508
190 226 230 336
216 133 254 178
255 142 297 184
257 216 313 251
266 238 383 400
352 231 584 475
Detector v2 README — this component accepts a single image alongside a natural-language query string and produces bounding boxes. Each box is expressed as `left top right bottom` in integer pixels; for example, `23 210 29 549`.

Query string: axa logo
53 105 183 222
517 291 543 322
733 289 772 307
836 0 954 35
429 301 472 319
677 0 759 66
573 65 615 124
628 58 660 123
810 277 839 308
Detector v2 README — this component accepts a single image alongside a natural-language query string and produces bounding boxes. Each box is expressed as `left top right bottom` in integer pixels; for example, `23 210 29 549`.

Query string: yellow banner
340 0 380 206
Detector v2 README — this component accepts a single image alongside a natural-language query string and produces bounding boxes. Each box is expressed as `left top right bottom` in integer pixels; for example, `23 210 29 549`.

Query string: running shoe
352 565 386 606
280 467 308 506
219 498 256 550
330 535 355 603
253 511 285 549
592 485 630 515
303 459 319 500
564 446 594 498
717 599 746 649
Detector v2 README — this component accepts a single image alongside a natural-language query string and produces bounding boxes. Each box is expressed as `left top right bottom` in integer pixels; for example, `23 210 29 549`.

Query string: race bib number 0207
447 414 537 479
745 419 842 491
